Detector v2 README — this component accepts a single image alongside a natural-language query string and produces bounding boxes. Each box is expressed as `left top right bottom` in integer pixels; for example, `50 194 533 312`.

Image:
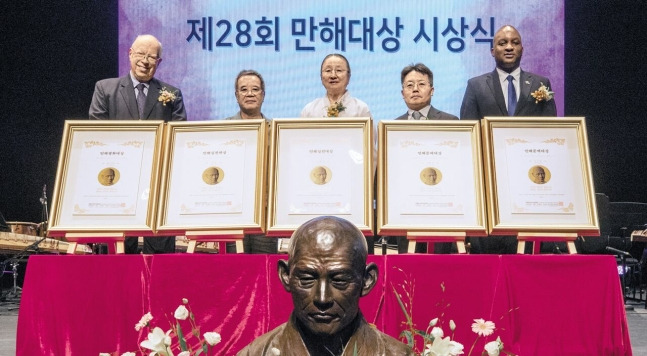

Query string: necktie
507 75 517 116
412 111 423 120
136 83 147 119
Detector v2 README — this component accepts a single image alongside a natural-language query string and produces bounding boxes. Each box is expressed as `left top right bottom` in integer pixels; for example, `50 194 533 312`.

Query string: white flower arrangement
394 277 516 356
103 298 222 356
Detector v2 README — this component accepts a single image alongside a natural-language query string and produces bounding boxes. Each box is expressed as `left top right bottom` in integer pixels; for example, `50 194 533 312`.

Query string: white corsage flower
530 82 554 104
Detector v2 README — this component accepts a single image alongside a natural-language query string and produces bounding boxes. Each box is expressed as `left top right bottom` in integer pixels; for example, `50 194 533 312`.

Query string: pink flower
471 319 495 337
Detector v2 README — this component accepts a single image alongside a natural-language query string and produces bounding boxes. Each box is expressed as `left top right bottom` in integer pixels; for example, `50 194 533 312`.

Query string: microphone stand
40 184 48 237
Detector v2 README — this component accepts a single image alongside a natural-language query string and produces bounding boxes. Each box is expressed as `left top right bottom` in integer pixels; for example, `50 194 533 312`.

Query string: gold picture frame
482 117 599 235
266 118 373 236
377 120 488 236
48 120 165 236
156 120 268 234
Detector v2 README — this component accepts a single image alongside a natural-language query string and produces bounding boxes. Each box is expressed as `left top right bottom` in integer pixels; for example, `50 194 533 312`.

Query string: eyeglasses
237 87 262 95
132 52 160 64
321 68 348 76
403 81 431 91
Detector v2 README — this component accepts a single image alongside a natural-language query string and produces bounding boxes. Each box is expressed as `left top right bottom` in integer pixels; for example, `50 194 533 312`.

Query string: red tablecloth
16 254 631 355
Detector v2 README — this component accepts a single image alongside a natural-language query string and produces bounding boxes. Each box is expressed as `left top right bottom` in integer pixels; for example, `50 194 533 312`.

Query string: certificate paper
377 120 487 235
48 121 163 235
484 118 599 235
173 139 245 215
156 120 266 232
285 138 352 215
73 140 144 216
268 118 372 234
394 138 466 215
503 136 576 214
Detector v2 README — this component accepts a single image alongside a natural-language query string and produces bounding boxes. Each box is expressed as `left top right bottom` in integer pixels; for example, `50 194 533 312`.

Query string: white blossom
204 332 222 346
174 305 189 321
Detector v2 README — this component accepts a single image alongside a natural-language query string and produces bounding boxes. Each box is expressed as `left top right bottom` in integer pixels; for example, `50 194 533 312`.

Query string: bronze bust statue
237 216 413 356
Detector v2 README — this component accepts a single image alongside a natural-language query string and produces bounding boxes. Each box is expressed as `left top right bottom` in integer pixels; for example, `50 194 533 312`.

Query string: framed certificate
48 120 165 236
156 120 267 233
266 118 373 235
377 120 488 235
482 117 599 235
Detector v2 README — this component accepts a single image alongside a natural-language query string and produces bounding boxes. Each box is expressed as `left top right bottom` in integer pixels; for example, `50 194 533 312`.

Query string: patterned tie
136 83 147 119
507 75 517 116
412 111 423 120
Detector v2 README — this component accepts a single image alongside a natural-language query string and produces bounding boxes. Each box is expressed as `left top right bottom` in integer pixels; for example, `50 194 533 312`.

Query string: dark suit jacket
88 74 186 253
460 69 557 119
395 105 458 120
89 75 187 121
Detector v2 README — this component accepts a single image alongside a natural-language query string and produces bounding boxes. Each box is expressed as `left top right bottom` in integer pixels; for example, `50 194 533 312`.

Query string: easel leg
567 241 577 254
187 241 197 254
66 242 78 255
517 241 526 254
407 240 414 254
457 242 466 254
235 240 244 254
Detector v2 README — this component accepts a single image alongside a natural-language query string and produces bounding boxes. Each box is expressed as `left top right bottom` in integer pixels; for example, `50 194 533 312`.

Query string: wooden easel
64 232 126 254
516 232 578 254
184 230 244 254
406 231 468 254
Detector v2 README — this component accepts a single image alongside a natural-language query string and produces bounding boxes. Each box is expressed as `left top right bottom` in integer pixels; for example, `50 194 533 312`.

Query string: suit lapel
516 71 533 114
118 76 139 119
428 106 440 119
486 70 508 115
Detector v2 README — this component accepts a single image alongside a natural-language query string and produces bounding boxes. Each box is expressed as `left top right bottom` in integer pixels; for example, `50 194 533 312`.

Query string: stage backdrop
118 0 564 121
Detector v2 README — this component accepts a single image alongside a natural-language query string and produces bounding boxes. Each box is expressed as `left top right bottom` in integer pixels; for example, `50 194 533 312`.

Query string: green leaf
392 286 413 325
400 330 414 347
176 321 188 351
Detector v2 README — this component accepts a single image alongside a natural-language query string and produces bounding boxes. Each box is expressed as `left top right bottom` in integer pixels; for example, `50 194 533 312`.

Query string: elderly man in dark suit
460 25 557 254
89 34 186 254
460 25 556 120
396 63 458 121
